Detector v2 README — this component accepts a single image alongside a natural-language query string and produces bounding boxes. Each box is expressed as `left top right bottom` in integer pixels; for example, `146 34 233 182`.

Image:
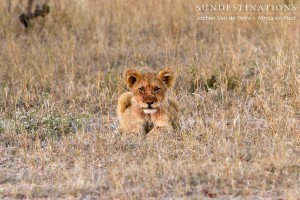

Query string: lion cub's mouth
143 109 157 114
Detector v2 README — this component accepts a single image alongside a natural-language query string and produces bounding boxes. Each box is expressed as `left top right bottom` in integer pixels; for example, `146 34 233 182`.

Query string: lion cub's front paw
147 126 172 139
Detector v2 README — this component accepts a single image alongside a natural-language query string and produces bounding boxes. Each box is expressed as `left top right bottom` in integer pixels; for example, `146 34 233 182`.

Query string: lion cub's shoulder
167 97 179 112
117 92 133 113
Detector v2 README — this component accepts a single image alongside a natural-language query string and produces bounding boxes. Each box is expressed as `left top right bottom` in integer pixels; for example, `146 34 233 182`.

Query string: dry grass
0 0 300 199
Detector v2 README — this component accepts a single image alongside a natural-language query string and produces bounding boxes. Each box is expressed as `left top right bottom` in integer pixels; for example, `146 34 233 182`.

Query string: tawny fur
117 68 179 135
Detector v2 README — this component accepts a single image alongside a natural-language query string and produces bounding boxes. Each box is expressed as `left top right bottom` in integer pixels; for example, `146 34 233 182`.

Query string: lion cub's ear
124 69 142 88
157 67 175 88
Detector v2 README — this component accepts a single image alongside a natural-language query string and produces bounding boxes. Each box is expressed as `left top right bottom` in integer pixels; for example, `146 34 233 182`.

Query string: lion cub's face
124 68 175 114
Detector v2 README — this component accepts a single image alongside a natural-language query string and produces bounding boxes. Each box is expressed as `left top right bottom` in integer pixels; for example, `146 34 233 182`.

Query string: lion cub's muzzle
143 101 156 114
142 96 160 114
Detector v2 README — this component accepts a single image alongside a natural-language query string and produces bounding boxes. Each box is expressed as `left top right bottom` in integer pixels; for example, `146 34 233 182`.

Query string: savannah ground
0 0 299 199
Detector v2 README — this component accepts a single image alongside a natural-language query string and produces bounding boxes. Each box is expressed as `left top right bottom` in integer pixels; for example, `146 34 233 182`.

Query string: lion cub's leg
149 119 173 135
148 113 173 136
147 99 179 136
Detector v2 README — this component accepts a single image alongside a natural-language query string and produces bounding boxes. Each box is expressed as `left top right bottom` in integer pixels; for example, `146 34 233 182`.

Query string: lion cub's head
124 68 175 114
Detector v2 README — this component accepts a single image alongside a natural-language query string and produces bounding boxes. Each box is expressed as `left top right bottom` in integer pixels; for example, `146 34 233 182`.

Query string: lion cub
117 67 179 135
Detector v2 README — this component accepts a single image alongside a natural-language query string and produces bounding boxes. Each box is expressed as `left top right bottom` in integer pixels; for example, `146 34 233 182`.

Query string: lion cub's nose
147 102 154 107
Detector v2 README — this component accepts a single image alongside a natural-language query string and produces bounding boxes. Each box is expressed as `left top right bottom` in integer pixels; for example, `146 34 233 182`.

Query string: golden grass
0 0 299 199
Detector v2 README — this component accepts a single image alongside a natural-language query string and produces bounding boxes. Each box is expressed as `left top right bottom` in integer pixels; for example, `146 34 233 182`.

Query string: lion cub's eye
138 87 145 93
154 87 160 92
